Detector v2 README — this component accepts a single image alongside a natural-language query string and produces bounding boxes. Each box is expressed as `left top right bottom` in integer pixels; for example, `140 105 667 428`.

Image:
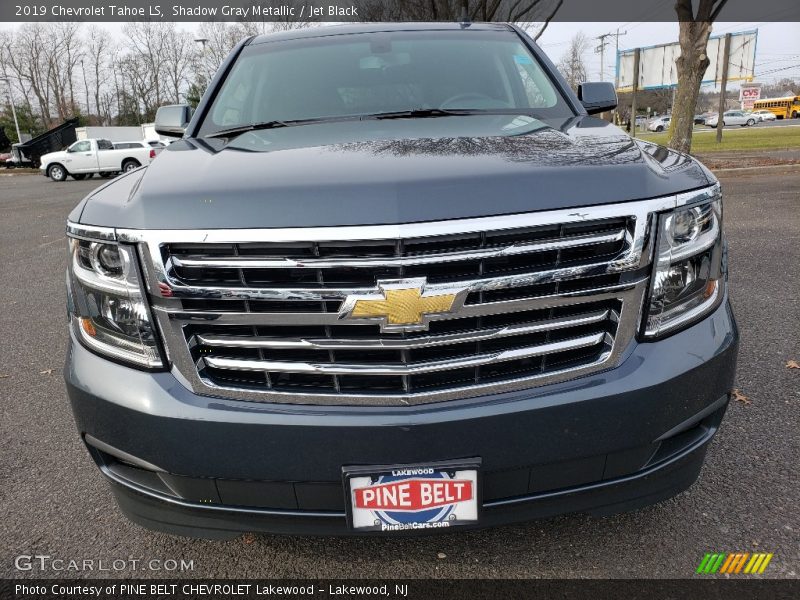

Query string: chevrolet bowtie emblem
338 278 467 332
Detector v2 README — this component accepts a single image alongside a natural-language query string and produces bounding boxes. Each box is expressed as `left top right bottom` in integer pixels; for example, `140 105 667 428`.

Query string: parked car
647 115 671 132
694 113 711 125
705 111 756 127
40 138 156 181
64 23 737 538
751 109 777 122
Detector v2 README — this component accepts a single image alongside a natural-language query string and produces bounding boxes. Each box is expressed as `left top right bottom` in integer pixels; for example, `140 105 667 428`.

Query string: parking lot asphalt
1 169 798 579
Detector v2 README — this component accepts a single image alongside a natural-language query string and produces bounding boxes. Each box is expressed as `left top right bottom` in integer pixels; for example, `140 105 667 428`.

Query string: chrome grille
188 300 619 395
130 199 668 406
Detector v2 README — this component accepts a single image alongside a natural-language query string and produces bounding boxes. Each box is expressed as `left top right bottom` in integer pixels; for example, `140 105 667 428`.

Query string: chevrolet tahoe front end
64 23 737 538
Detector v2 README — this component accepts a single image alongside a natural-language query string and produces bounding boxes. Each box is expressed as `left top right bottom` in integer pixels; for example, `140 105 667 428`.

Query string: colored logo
696 553 773 574
356 472 471 526
354 477 474 512
338 278 466 332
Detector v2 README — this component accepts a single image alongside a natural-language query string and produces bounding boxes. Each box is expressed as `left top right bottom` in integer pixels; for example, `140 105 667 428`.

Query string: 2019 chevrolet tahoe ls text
64 23 738 538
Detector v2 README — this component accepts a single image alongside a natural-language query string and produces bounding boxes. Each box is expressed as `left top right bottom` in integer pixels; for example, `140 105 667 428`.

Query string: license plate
343 460 480 532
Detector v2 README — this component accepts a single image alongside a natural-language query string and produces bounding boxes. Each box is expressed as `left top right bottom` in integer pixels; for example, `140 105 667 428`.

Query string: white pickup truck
40 138 156 182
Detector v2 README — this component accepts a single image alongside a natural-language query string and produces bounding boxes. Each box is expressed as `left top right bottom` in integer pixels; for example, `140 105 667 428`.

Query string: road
1 170 798 579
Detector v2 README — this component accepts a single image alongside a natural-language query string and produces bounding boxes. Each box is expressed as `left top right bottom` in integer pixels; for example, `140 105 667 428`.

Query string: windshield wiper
207 117 337 139
361 108 488 120
207 109 515 139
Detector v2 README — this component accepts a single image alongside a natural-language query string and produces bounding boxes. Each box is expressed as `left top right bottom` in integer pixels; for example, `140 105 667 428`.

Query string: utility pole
194 38 211 94
0 77 22 143
716 33 732 144
80 60 91 119
596 29 626 82
630 48 641 135
598 29 626 123
596 33 611 82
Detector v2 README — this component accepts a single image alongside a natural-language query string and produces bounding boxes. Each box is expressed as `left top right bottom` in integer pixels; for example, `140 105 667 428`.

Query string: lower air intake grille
187 299 620 395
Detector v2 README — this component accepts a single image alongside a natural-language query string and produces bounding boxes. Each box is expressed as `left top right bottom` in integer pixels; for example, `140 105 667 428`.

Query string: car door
726 112 745 125
63 140 96 172
97 140 121 170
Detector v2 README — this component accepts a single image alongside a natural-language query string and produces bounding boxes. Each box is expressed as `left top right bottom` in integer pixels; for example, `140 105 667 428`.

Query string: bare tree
161 27 194 103
668 0 729 153
124 22 172 113
193 22 241 87
518 0 564 42
357 0 562 30
85 26 114 123
5 24 54 125
557 32 590 91
48 23 84 120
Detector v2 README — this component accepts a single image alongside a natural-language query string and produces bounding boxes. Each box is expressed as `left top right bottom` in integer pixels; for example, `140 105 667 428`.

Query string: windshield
198 29 573 137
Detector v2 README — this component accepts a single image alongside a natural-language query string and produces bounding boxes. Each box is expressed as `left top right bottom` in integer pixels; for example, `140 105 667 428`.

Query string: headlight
643 195 725 337
66 236 163 368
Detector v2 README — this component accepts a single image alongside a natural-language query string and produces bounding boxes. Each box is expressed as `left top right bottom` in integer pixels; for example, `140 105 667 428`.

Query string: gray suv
64 23 737 538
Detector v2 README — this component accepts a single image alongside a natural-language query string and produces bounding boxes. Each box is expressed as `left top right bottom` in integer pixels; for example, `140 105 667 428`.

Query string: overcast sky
537 21 800 88
4 19 798 89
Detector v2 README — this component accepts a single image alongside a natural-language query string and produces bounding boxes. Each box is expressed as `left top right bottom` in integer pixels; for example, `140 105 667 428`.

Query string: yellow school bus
752 96 800 119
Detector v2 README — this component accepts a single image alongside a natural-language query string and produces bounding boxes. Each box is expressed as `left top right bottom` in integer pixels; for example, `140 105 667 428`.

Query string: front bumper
65 298 738 538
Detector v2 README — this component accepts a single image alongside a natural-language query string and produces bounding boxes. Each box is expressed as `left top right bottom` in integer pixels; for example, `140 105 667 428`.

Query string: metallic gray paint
75 117 713 230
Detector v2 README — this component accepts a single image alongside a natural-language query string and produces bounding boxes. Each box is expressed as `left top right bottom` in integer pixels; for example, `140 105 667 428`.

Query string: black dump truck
64 23 737 538
7 117 78 168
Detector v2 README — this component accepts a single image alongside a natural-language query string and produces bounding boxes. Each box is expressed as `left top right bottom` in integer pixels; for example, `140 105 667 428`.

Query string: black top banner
2 0 800 22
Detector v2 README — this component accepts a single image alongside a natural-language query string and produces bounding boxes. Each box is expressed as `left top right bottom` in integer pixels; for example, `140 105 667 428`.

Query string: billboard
616 30 758 92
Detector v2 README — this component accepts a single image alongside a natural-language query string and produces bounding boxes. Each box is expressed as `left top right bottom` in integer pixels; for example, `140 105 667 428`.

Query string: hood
77 115 713 230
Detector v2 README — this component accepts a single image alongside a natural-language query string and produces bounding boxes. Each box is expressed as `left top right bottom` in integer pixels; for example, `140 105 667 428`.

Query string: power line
757 64 800 77
595 29 626 83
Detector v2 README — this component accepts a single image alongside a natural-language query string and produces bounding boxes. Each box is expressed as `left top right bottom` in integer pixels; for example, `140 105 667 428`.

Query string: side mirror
155 104 192 137
577 82 617 115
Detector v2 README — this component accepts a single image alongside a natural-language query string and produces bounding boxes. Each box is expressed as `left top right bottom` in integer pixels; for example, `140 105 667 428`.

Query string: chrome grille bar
157 254 643 301
203 332 607 376
170 229 626 270
194 309 611 351
155 282 641 326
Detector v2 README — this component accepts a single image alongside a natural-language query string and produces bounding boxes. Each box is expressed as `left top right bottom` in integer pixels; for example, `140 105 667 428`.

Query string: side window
70 140 91 153
97 139 115 150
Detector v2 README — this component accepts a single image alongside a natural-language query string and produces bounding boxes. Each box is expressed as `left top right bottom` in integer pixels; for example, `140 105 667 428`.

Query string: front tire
122 160 140 173
48 164 67 182
655 126 664 132
793 111 798 119
746 119 755 126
